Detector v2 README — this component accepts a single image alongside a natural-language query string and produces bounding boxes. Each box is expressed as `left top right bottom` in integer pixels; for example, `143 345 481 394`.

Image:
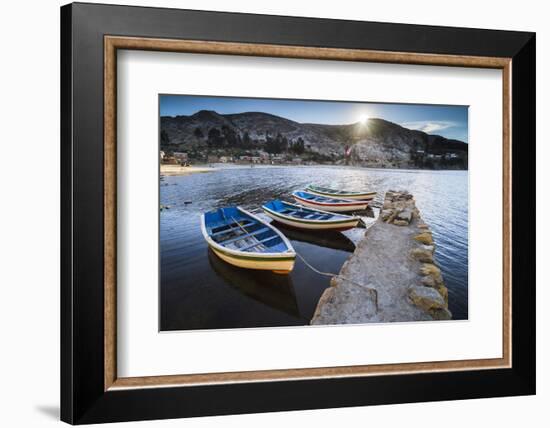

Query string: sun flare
357 113 370 124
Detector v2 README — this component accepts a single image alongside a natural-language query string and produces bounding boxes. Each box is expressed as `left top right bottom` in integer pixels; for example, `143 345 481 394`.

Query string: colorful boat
200 206 296 274
306 184 377 200
292 191 369 212
262 199 360 231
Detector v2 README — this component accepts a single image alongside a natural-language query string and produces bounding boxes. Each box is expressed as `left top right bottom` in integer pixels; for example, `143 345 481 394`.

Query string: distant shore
160 164 216 176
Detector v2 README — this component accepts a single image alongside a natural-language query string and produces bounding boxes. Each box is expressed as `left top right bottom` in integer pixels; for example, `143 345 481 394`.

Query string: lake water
160 165 468 331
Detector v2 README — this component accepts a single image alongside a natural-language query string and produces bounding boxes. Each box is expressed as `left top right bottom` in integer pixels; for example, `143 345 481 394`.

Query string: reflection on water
208 250 300 318
160 165 468 331
275 224 356 253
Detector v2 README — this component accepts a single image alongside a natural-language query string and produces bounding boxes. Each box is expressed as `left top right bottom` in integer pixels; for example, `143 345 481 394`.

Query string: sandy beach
160 164 216 176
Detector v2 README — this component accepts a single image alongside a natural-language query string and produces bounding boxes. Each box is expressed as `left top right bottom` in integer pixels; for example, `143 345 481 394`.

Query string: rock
386 210 399 224
429 307 452 320
417 222 429 229
396 207 413 223
421 275 437 287
420 263 444 285
410 247 434 263
380 209 393 221
311 278 378 325
436 284 449 303
420 263 441 276
393 219 409 226
408 285 446 311
414 232 434 245
422 245 435 253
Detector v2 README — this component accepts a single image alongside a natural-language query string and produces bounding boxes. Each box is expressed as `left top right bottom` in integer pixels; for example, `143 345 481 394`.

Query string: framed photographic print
61 2 536 424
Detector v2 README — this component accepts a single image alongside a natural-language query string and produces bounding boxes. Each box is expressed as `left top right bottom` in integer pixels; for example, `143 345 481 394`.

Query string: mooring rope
295 252 337 278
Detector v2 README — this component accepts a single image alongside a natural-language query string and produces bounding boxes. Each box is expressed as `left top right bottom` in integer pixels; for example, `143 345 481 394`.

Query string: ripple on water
160 166 469 330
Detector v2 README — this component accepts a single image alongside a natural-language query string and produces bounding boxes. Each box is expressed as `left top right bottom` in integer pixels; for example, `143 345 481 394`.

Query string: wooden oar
231 216 266 251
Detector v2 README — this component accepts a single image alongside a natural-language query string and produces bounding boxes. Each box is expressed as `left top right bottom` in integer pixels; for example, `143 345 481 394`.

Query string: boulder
380 209 393 221
311 278 378 325
396 207 413 223
422 245 435 254
393 219 409 226
408 285 446 311
420 263 441 276
429 307 452 320
421 275 437 287
414 232 434 245
410 247 434 263
436 284 449 303
419 263 444 284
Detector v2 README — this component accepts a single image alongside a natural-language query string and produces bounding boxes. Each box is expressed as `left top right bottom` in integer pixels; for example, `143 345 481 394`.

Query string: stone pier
311 190 452 325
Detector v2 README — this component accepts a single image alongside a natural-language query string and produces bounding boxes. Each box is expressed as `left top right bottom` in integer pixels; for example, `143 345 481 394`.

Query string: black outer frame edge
60 2 536 424
60 3 74 425
70 1 533 57
510 34 536 391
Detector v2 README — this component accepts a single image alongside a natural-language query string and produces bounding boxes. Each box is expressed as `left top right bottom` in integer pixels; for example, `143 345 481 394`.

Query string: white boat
292 191 369 212
262 199 360 231
306 184 376 200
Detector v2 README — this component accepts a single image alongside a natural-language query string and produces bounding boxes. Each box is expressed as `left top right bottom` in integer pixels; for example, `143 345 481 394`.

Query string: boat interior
264 200 343 220
205 207 288 253
294 191 348 204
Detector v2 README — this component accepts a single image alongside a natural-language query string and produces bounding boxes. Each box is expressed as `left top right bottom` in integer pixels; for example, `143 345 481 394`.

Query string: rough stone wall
311 190 452 325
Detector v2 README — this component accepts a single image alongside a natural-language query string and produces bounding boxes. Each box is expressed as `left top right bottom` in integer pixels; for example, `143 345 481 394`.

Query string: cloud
401 121 457 134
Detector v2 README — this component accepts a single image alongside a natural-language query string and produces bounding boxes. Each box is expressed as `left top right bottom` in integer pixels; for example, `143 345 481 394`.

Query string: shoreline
161 162 468 175
160 164 217 176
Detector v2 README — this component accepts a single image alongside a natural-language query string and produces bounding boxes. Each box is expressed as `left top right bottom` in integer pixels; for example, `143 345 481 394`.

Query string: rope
295 252 336 278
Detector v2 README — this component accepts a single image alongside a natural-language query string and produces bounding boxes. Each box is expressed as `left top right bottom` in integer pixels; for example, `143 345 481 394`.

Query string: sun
357 113 370 124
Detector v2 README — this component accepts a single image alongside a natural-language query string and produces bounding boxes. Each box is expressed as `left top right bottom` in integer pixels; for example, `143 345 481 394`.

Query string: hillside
160 110 468 169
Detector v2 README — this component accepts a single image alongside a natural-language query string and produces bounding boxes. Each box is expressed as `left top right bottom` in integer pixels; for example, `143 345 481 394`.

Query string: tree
291 137 305 154
221 125 237 147
207 128 223 148
193 127 204 139
242 132 252 149
160 129 170 145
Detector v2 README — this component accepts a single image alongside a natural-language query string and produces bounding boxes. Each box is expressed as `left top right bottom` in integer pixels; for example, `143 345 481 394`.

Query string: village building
173 152 188 163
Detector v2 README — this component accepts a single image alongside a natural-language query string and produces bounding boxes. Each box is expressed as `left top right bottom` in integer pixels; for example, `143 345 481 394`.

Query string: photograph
159 95 469 331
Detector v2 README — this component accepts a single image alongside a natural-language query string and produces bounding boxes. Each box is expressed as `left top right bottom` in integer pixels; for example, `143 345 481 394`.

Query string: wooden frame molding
104 35 512 391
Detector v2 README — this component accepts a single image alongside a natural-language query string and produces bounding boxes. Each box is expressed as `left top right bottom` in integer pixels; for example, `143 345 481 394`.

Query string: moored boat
292 191 369 212
262 199 360 231
306 184 376 200
200 206 296 274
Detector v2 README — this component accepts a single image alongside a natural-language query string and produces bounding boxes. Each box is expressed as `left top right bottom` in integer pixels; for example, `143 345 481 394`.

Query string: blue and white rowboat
200 206 296 274
292 191 369 212
262 200 360 231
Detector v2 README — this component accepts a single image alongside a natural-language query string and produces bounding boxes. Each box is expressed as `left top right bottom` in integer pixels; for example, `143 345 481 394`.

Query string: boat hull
210 246 295 273
293 195 368 212
201 207 296 274
307 186 376 200
263 209 359 231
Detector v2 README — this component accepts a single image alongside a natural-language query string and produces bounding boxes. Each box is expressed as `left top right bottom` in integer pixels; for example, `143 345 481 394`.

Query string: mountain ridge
161 110 468 169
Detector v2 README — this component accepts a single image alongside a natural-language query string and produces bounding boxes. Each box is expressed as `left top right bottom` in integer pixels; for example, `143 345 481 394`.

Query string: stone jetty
311 190 452 325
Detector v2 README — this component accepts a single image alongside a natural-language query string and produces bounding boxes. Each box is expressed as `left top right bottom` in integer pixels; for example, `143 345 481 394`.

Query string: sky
160 94 469 143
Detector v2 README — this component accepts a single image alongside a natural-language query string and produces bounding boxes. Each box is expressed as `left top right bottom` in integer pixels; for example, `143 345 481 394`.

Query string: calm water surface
160 165 468 331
